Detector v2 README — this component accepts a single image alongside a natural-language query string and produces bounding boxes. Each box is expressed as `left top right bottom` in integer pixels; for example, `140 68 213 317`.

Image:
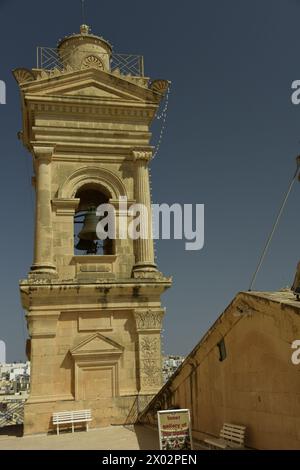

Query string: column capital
32 144 56 162
132 148 153 163
134 308 165 331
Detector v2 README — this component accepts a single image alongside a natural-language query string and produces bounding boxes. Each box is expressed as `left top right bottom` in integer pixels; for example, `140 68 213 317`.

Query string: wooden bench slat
53 418 92 423
223 423 246 430
53 410 91 414
53 411 91 415
205 423 246 449
222 430 245 435
222 427 245 434
221 431 244 438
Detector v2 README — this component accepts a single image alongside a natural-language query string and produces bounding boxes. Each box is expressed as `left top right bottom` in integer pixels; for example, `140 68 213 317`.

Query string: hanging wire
150 85 171 258
248 156 300 291
152 85 171 159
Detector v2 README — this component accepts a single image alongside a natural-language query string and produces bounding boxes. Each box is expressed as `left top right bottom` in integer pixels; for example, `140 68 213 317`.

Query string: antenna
81 0 86 24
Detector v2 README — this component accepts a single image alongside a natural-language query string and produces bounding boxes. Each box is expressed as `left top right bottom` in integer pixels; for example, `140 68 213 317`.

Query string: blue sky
0 0 300 361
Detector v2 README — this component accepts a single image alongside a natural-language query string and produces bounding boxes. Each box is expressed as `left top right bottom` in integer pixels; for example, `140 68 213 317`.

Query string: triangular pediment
71 332 124 357
64 84 118 98
57 78 138 100
20 68 160 104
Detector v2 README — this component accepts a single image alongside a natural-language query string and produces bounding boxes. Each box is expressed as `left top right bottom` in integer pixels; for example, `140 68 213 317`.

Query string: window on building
217 338 227 362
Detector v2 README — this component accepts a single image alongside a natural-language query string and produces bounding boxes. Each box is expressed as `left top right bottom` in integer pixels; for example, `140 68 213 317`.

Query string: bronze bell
78 207 99 241
75 238 97 253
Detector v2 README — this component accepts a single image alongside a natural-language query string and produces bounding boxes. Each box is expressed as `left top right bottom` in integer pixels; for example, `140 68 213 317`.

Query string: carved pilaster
134 308 164 393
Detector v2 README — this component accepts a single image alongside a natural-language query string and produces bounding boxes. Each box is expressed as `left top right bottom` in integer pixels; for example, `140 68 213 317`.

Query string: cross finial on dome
80 24 90 35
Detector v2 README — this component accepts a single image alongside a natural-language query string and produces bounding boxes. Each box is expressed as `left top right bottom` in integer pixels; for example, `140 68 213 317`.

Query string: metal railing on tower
36 46 145 77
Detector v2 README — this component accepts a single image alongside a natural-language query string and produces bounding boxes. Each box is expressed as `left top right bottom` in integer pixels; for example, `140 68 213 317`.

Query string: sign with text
157 409 192 450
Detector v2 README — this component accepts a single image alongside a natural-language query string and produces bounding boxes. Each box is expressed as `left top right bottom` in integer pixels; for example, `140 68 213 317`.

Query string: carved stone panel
134 309 165 331
138 333 162 391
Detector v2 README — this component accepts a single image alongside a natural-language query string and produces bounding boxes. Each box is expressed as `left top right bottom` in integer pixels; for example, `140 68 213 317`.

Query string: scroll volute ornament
12 68 35 85
150 79 169 95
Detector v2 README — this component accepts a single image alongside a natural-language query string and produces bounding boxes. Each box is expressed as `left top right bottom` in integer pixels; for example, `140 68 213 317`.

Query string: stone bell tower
14 24 172 435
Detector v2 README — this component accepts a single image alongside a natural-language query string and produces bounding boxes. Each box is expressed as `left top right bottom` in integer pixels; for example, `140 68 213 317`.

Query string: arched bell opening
74 184 115 256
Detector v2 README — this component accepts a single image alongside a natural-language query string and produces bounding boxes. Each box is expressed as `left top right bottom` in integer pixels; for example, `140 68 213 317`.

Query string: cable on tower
248 156 300 291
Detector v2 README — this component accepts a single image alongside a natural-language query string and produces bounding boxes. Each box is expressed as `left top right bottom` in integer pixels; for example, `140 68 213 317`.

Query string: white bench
204 423 246 449
52 410 92 435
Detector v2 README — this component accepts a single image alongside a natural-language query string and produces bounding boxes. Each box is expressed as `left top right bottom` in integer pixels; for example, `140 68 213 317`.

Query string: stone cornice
19 67 160 103
26 98 156 119
19 278 172 310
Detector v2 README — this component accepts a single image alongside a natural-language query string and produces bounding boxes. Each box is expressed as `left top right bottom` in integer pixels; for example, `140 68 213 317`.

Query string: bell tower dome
57 24 112 72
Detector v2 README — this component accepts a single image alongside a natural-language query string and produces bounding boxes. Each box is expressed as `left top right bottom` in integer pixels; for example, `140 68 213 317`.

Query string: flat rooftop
0 425 159 450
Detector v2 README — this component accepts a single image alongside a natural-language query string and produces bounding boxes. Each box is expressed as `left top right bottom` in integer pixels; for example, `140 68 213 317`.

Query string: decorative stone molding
132 268 164 280
141 359 162 388
132 149 153 163
59 166 127 200
13 68 35 85
52 198 80 216
28 102 155 120
81 55 104 70
150 79 169 95
139 334 162 389
70 333 124 400
32 144 55 162
70 332 124 359
134 309 165 331
135 311 164 390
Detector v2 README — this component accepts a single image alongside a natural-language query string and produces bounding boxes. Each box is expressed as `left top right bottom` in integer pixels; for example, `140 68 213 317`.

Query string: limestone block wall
20 280 167 435
24 308 142 435
139 291 300 450
28 310 138 400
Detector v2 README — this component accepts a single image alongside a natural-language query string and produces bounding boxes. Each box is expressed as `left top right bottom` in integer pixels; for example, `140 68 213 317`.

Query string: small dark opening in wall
217 338 227 362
